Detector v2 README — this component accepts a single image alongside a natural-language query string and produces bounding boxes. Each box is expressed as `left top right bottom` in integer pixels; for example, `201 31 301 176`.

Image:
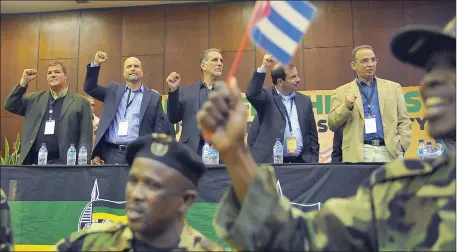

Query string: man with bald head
84 51 166 164
246 55 319 163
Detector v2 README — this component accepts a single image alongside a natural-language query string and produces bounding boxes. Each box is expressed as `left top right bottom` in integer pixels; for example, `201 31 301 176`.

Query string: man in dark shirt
4 61 92 165
166 48 223 156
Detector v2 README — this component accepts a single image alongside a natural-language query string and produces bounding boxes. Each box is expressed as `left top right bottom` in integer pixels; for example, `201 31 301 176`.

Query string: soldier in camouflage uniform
0 188 13 252
196 17 456 251
55 133 223 251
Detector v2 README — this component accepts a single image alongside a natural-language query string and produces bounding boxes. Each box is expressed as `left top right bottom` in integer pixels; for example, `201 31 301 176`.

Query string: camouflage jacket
55 222 224 251
214 153 456 251
0 188 13 252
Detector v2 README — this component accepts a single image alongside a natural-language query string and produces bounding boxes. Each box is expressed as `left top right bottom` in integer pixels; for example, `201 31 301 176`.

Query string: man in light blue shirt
84 51 167 164
246 55 319 163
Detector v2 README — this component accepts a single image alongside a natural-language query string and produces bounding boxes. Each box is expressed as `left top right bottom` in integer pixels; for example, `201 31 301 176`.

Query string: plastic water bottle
67 143 77 165
202 141 211 164
38 143 48 165
436 140 445 156
78 144 88 165
273 138 283 164
417 139 425 160
210 145 219 164
426 142 434 159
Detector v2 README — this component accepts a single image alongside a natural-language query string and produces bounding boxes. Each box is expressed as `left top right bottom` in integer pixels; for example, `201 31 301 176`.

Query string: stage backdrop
162 86 433 162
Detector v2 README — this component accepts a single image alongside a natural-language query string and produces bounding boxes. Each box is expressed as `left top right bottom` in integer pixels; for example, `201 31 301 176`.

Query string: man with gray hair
165 48 224 156
328 45 411 162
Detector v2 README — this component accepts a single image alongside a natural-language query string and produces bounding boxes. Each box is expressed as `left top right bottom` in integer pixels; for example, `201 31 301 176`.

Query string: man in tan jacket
328 45 411 162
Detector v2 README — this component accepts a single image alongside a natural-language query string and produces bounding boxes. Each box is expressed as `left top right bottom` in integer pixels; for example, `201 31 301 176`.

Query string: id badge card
365 116 377 134
286 136 298 153
44 120 55 135
118 121 129 136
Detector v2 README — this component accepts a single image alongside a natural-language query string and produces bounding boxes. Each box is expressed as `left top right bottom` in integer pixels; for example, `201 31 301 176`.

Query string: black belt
105 142 128 151
364 139 385 146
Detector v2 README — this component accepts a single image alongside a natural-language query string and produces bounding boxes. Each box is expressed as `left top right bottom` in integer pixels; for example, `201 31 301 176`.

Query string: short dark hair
352 45 373 62
47 61 67 75
200 48 221 64
271 62 295 85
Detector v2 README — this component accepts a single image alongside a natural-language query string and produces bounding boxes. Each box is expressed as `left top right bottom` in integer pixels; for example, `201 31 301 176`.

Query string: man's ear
179 189 197 213
350 61 356 71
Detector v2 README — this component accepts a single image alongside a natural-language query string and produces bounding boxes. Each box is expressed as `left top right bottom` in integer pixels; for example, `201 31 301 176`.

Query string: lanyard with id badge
118 89 135 136
358 82 377 134
44 99 56 135
283 98 298 154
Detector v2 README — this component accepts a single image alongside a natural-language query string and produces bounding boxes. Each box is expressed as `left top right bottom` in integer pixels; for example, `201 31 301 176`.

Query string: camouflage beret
125 133 205 186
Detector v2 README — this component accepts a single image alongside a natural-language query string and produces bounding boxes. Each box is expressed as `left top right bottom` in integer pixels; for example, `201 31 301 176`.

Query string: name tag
118 121 129 136
44 120 55 135
365 117 377 134
286 136 298 153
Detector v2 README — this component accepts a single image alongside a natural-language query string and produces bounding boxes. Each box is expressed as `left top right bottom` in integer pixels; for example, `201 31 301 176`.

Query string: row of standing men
5 43 419 165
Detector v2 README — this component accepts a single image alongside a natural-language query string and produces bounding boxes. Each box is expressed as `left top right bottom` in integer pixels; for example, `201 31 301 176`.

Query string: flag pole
204 1 260 141
226 29 250 84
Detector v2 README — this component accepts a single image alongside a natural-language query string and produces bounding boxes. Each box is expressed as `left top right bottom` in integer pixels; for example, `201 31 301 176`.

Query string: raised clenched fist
94 51 108 65
260 54 277 70
166 72 181 92
345 93 357 110
20 69 37 87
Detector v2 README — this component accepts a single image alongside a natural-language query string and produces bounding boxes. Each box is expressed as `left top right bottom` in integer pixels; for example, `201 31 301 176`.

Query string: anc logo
276 180 321 212
78 179 127 231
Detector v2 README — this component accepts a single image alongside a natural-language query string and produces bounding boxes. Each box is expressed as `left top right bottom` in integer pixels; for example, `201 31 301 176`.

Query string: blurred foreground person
196 17 455 251
55 134 223 251
0 188 13 252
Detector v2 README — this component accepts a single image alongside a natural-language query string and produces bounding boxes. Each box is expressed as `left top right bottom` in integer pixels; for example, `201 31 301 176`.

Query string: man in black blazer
331 127 343 163
246 55 319 164
84 51 166 164
5 62 93 165
166 48 223 156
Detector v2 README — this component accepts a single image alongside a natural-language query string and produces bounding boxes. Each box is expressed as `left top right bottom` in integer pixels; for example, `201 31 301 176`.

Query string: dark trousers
101 141 128 165
283 156 304 164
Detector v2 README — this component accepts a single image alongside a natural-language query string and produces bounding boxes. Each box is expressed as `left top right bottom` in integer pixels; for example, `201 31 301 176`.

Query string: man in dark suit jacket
84 51 165 164
246 55 319 164
4 62 93 165
331 127 343 163
166 48 223 156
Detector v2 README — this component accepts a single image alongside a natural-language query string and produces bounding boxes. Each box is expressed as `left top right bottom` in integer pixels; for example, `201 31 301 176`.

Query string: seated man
55 133 223 251
197 16 455 251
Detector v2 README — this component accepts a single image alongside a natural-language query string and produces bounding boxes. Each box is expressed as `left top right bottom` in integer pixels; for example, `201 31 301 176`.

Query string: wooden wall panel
0 117 24 152
122 7 164 56
122 55 164 94
303 47 353 91
38 12 79 60
1 15 40 118
78 10 122 116
220 50 255 92
209 1 255 51
164 5 209 87
352 0 410 86
303 1 352 48
36 59 78 92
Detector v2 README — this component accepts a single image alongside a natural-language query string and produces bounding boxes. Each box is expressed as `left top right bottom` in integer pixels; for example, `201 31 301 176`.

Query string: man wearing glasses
328 45 411 162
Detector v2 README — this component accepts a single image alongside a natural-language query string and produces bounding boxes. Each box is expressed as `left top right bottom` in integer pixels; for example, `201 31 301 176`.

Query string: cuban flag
249 1 317 65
